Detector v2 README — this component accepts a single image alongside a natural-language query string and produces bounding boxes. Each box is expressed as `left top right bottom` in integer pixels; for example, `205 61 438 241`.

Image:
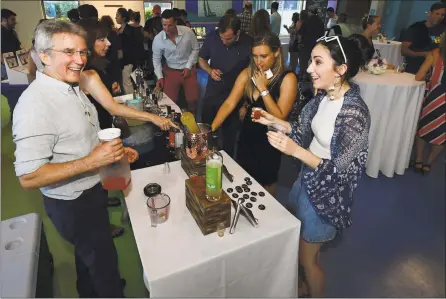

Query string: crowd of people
0 1 444 297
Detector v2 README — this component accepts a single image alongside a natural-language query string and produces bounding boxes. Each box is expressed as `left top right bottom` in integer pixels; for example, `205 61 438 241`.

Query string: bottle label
206 163 221 192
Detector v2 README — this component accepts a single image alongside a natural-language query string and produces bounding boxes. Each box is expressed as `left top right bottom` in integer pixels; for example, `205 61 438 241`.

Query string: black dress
85 60 115 129
236 70 295 185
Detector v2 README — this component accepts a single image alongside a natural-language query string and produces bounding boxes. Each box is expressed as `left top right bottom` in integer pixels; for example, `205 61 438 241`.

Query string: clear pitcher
97 128 132 190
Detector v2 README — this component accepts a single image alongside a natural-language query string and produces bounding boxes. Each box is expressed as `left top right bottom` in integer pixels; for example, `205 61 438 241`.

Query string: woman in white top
253 34 371 297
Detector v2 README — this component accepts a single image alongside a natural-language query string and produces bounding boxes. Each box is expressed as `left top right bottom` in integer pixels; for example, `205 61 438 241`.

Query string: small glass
163 162 171 175
267 123 288 134
147 193 171 227
217 222 226 237
252 107 262 120
395 63 407 74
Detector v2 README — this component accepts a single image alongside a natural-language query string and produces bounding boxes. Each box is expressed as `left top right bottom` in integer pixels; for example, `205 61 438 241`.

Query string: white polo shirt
13 71 101 200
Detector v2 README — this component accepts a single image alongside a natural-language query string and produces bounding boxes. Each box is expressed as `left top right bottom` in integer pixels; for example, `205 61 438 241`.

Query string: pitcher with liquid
180 111 201 134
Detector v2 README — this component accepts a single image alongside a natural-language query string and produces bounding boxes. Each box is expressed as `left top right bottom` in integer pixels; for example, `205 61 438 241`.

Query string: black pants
201 98 241 158
43 184 124 298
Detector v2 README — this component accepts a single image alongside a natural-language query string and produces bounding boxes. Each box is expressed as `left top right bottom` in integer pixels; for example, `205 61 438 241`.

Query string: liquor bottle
180 111 201 134
206 150 223 201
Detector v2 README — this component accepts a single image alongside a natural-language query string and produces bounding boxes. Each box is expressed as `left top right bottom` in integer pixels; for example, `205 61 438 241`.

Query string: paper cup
98 128 121 142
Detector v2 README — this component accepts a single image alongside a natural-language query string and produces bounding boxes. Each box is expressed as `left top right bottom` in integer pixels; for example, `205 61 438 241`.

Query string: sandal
422 164 431 175
414 161 423 173
110 224 125 238
107 197 122 207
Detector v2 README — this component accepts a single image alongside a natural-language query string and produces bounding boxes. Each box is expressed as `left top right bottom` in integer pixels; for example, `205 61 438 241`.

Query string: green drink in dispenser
206 151 223 201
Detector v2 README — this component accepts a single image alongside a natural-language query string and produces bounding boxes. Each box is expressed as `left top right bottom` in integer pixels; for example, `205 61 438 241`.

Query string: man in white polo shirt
12 20 130 297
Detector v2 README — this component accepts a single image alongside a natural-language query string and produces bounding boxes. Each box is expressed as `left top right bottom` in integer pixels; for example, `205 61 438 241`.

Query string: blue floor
276 154 445 297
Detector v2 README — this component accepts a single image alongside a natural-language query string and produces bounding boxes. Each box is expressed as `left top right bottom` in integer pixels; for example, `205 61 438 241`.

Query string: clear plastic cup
147 193 171 227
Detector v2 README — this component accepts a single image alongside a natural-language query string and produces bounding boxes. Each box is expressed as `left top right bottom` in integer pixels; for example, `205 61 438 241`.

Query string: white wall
2 0 45 49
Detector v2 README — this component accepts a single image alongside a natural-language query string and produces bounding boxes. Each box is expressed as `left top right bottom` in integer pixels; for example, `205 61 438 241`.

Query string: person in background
100 15 122 90
250 9 271 37
199 15 252 158
180 9 191 28
211 32 297 195
327 13 349 37
153 9 199 113
152 5 162 17
298 5 324 80
13 19 129 298
254 35 371 298
270 1 281 36
172 8 186 26
1 9 21 60
284 12 300 73
116 8 145 94
325 7 338 30
67 8 80 23
144 15 162 76
361 15 381 53
225 9 237 18
238 1 253 36
348 33 375 66
78 4 98 20
402 2 445 74
412 32 445 174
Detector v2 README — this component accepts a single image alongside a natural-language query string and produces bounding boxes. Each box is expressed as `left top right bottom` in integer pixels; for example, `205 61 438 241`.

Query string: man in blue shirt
199 15 252 157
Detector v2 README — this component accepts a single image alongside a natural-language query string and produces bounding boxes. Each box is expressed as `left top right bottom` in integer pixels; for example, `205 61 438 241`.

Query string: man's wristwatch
260 90 269 97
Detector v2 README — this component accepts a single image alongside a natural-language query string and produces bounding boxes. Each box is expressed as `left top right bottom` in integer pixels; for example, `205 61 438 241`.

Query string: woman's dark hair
67 8 80 23
300 10 309 22
348 33 375 64
134 11 141 24
292 12 299 23
179 9 188 17
128 9 135 21
316 35 370 81
225 8 237 17
250 9 271 36
100 15 115 29
78 19 109 70
117 8 129 23
361 14 377 30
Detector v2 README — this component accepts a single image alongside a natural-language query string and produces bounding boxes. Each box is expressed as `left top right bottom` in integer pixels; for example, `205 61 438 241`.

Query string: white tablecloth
372 40 404 67
125 151 301 297
353 70 425 178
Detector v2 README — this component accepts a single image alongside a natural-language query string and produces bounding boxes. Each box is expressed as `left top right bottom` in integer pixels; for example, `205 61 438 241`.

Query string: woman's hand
252 69 268 92
124 147 139 163
267 131 300 156
112 82 121 95
151 115 178 130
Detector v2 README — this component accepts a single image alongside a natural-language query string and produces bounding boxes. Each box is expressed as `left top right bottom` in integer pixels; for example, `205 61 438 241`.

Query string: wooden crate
180 148 205 177
185 176 231 235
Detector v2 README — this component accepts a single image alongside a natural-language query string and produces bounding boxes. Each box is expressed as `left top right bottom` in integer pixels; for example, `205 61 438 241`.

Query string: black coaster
258 204 266 210
245 202 253 208
243 194 249 199
246 181 253 185
243 187 251 192
232 193 239 198
250 197 257 202
227 188 233 193
251 192 258 196
244 177 251 182
259 192 265 197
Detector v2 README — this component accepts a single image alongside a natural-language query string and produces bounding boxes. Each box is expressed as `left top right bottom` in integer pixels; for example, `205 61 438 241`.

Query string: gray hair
33 19 87 53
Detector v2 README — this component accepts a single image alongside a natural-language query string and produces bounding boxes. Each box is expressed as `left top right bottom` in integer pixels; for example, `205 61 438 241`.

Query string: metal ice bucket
184 123 211 161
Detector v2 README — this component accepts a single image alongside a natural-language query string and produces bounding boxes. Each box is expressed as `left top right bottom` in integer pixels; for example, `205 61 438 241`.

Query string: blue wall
382 0 437 40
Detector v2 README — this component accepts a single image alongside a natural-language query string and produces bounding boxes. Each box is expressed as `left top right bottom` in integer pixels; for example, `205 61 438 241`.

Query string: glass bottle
206 149 223 202
180 111 201 134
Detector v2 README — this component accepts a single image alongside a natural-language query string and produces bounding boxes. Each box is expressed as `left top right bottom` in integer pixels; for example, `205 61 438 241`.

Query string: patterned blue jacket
289 83 371 229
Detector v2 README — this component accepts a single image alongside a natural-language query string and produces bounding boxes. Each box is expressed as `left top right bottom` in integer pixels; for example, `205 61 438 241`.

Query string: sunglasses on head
316 36 347 64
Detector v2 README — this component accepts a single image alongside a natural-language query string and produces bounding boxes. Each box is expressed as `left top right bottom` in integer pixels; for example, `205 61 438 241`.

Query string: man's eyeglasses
316 35 347 64
46 48 91 57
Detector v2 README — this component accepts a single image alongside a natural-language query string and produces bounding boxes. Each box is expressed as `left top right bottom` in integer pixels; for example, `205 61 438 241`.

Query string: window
42 1 79 20
144 1 172 21
253 0 305 35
